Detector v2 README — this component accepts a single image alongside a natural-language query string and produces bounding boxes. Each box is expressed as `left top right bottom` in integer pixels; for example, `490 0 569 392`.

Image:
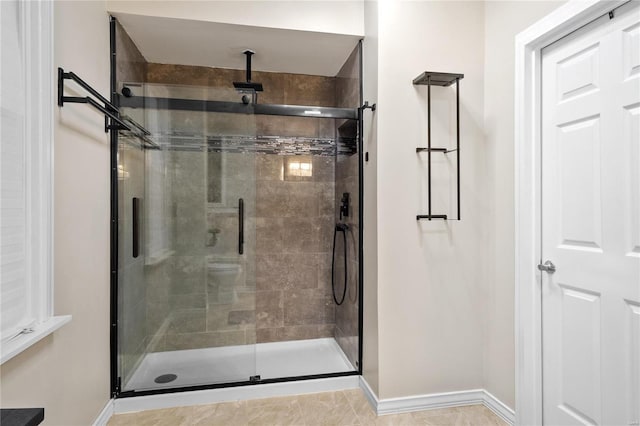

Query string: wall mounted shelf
414 71 464 221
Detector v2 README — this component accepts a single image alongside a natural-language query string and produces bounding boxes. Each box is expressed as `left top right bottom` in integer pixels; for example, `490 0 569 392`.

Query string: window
0 0 70 364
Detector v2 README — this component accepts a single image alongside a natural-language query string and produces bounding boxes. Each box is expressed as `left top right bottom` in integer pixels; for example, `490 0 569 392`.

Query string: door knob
537 260 556 273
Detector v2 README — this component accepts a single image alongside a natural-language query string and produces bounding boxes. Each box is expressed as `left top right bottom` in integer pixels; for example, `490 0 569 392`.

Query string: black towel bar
57 67 154 146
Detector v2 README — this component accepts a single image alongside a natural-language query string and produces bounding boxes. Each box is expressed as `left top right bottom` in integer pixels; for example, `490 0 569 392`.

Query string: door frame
514 0 628 423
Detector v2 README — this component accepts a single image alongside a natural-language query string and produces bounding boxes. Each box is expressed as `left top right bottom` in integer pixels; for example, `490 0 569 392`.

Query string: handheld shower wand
332 223 348 305
339 192 349 221
332 192 351 305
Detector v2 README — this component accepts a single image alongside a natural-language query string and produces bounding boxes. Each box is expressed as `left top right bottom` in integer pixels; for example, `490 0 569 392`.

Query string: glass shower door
199 96 258 386
117 84 257 391
116 112 148 392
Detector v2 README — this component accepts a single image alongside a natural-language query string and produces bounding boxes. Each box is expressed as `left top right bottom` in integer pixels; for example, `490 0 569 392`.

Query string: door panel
628 301 640 423
558 285 602 424
622 23 639 79
557 116 602 251
541 2 640 425
625 103 640 258
556 43 600 103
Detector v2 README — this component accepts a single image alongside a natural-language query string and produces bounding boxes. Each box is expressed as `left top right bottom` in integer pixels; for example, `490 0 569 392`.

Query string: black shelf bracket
414 71 463 221
416 214 448 220
416 147 458 153
58 67 153 144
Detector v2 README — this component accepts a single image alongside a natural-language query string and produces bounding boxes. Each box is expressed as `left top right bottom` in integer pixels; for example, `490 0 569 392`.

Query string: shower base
124 337 355 392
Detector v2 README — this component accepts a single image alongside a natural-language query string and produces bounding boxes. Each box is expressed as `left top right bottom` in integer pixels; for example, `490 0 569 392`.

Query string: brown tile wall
144 63 340 350
254 155 335 343
115 21 146 86
334 45 361 369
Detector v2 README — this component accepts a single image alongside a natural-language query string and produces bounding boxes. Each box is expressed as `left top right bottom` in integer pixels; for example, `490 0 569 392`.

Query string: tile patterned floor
108 389 508 426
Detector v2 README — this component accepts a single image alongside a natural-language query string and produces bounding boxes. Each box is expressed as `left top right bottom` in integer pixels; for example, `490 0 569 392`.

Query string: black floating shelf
416 147 458 153
416 215 448 220
413 71 464 87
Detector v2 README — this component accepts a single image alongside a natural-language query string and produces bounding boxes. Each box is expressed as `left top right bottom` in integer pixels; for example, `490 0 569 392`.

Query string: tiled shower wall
144 64 339 350
253 154 336 343
334 46 361 369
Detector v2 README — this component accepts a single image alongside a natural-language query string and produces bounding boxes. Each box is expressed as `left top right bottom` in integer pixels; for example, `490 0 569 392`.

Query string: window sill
1 315 72 365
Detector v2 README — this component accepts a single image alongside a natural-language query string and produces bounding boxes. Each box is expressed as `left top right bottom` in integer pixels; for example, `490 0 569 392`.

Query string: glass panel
116 125 147 390
118 83 257 391
333 44 361 373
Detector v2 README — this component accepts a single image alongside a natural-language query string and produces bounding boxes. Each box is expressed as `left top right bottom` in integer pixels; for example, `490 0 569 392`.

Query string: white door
541 2 640 425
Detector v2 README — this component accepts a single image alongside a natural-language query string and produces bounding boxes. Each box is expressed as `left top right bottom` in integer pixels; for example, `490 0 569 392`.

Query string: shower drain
154 374 177 384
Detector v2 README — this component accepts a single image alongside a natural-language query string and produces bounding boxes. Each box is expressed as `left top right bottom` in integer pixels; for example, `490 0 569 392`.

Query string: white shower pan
124 337 355 392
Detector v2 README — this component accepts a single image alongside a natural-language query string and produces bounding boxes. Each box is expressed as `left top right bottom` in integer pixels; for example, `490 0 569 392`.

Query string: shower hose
331 224 348 306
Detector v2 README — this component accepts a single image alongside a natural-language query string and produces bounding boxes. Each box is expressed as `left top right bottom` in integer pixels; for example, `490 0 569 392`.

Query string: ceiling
114 13 361 77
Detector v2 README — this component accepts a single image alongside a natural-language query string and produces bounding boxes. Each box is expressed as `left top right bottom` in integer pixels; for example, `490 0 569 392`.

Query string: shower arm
245 50 253 82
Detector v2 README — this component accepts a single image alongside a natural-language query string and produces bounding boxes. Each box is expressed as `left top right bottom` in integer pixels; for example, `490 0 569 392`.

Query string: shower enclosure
110 18 363 396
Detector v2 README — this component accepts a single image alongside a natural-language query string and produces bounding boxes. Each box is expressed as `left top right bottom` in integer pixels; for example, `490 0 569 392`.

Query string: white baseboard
482 390 515 425
114 375 359 414
104 376 514 425
358 376 378 412
377 389 487 415
92 399 114 426
358 377 514 425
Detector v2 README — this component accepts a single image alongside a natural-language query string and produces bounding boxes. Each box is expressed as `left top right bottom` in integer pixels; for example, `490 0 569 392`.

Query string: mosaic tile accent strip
144 132 339 156
119 130 159 150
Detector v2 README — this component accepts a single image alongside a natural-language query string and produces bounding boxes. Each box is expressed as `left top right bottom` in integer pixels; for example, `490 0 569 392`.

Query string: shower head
233 50 264 92
233 81 264 92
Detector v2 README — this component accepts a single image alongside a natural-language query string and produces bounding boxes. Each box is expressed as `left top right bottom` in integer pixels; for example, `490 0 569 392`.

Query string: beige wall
367 0 565 406
482 0 564 409
106 0 364 36
0 1 112 425
362 0 380 396
375 0 487 399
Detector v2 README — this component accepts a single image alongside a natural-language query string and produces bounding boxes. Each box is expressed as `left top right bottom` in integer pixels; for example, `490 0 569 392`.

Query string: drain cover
154 374 177 384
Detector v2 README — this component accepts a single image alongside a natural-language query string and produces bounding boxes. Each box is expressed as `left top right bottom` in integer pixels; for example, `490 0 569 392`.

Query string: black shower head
233 50 264 92
233 81 264 92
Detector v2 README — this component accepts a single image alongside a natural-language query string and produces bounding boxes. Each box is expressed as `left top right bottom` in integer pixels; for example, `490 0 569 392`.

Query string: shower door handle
132 197 140 258
238 198 244 255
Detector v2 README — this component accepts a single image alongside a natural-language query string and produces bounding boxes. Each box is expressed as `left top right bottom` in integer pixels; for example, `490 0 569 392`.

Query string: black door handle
132 197 140 258
238 198 244 255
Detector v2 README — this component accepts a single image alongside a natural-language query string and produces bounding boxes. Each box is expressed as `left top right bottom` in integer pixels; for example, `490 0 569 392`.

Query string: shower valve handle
339 193 350 221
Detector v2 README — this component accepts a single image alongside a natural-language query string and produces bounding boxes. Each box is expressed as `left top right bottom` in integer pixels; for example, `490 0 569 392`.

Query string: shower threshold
124 337 355 392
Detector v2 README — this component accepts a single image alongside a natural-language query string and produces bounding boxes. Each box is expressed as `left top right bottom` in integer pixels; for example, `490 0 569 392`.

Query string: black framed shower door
109 17 365 398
